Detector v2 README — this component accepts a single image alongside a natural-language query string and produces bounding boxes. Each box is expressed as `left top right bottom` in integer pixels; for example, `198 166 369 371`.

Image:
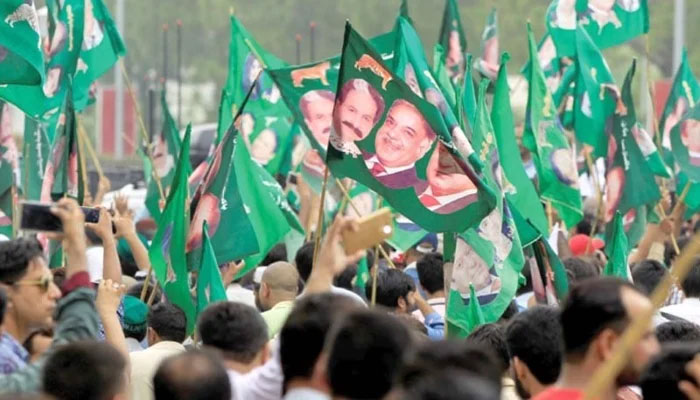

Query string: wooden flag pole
583 231 700 400
76 124 91 202
76 119 105 178
312 168 330 266
146 278 160 306
546 200 554 231
370 244 380 307
139 268 152 301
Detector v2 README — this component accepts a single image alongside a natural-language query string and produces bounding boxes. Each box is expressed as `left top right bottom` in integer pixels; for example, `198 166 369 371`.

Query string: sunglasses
13 274 53 293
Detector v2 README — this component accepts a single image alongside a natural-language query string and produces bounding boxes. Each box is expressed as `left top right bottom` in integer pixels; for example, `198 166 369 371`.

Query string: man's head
506 306 563 398
147 302 187 346
300 90 335 146
560 278 660 386
294 242 315 283
425 142 477 197
334 79 384 142
403 369 500 400
122 295 148 342
153 350 231 400
374 99 436 169
198 302 269 370
680 258 700 298
0 238 61 336
365 268 416 313
324 310 412 399
416 252 444 297
631 259 668 296
640 343 700 400
257 261 299 311
279 293 361 391
466 324 510 376
563 257 599 284
42 341 127 400
656 320 700 344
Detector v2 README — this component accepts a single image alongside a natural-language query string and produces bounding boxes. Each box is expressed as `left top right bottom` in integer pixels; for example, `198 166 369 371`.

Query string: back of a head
401 340 503 389
153 350 231 400
294 242 315 282
656 320 700 343
326 310 412 399
280 293 361 387
365 269 415 309
641 342 700 399
262 261 299 294
43 341 126 400
563 257 598 284
560 277 635 359
333 264 357 291
631 259 668 296
416 252 444 296
505 306 563 385
465 323 510 375
0 237 43 283
127 282 162 304
261 243 287 266
681 258 700 298
198 301 268 363
148 301 187 343
404 369 500 400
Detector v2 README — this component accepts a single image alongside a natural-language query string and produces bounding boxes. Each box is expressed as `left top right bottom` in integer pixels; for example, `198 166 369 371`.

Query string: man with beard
533 278 660 400
418 142 477 214
330 79 385 157
506 306 563 399
299 90 334 178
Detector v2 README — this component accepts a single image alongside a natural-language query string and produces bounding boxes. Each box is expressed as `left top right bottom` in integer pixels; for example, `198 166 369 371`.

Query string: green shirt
261 300 295 339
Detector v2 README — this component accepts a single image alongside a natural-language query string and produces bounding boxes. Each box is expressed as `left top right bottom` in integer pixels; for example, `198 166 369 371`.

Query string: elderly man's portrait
330 79 385 157
418 142 477 214
451 236 502 306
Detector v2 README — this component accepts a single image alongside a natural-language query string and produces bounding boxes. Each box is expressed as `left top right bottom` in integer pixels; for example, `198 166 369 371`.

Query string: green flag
22 115 50 201
0 188 12 239
145 91 182 220
72 0 126 110
524 23 583 229
533 238 569 301
603 211 629 279
0 0 44 85
631 122 670 178
386 212 428 252
459 53 477 132
196 220 227 316
354 255 370 293
660 49 700 150
603 60 660 225
474 8 499 81
553 63 577 130
399 0 411 23
447 283 485 338
573 26 618 157
0 102 17 238
0 0 84 127
326 23 495 233
671 101 700 183
491 52 549 241
432 44 458 112
546 0 649 58
521 32 562 85
438 0 467 85
149 125 196 333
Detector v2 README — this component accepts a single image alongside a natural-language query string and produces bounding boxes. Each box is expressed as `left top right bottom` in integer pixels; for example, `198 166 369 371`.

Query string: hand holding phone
341 207 393 255
20 201 101 232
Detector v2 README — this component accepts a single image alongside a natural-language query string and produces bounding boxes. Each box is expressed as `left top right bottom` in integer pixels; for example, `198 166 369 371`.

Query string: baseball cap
569 234 604 256
122 295 148 334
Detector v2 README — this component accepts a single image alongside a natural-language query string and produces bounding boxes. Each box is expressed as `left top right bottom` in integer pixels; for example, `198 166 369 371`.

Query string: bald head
259 262 299 311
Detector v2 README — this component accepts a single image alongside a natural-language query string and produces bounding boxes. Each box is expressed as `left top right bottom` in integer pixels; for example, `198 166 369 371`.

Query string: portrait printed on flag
672 103 700 181
299 89 334 179
83 0 105 50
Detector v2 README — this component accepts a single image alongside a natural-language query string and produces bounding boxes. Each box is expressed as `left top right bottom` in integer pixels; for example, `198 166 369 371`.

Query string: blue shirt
424 312 445 340
0 332 29 375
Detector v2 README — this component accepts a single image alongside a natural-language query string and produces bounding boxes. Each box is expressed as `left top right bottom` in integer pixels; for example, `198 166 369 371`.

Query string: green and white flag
386 212 428 253
0 0 44 85
438 0 467 85
553 63 577 130
149 125 196 333
602 61 660 225
447 283 485 338
671 101 700 184
195 220 228 316
546 0 649 57
603 211 629 280
491 53 549 242
533 238 569 301
432 44 458 112
326 23 495 233
660 49 700 150
458 53 477 132
446 80 525 337
21 115 50 201
524 24 583 229
629 122 670 178
473 8 499 81
72 0 126 110
521 32 563 87
0 102 18 238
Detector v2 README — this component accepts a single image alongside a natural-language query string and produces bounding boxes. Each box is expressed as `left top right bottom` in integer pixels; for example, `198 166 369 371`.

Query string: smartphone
342 207 393 255
19 202 100 232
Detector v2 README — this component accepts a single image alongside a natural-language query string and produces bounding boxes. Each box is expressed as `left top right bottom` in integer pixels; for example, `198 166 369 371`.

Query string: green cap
122 295 148 333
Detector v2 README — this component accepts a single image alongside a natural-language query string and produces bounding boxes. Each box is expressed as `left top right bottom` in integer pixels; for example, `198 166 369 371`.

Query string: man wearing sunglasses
0 198 101 393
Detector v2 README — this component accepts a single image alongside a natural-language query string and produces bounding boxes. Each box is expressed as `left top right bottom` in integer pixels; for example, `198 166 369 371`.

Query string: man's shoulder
533 388 583 400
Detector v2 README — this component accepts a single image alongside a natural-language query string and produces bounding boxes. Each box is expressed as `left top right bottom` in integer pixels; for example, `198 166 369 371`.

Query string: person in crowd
21 328 52 363
467 323 519 400
640 343 700 400
632 259 668 296
122 295 148 352
506 306 564 398
294 242 366 304
563 257 599 284
661 258 700 325
533 278 660 400
130 302 187 400
279 293 361 399
403 238 437 293
404 369 501 400
656 320 700 343
153 350 231 400
42 341 128 400
257 262 299 338
413 252 445 322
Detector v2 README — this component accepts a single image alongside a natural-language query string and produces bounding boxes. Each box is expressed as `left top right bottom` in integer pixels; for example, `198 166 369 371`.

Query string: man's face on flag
589 0 616 12
152 134 174 178
425 142 476 197
453 240 499 294
550 148 578 187
403 64 421 97
374 100 434 168
251 128 278 165
186 193 221 252
301 91 334 148
604 166 625 223
681 118 700 152
335 80 382 143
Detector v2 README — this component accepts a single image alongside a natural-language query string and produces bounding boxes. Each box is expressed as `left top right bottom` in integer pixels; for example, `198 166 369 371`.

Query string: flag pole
147 279 160 306
295 34 302 65
76 123 91 203
335 178 397 269
583 231 700 399
312 168 330 266
309 22 316 62
370 244 380 307
76 119 105 179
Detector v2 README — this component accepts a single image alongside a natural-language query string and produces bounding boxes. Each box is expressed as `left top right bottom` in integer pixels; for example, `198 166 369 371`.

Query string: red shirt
533 388 584 400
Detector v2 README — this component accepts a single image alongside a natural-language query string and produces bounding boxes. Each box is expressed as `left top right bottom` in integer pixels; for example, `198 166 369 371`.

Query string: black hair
416 252 444 295
0 287 5 325
563 257 598 284
326 310 412 399
42 340 126 400
499 300 519 324
631 259 668 296
656 320 700 343
148 302 187 343
294 242 314 282
23 327 54 357
560 278 637 359
404 369 500 400
640 343 700 400
665 237 690 267
400 340 502 389
576 215 593 236
365 269 415 309
333 264 357 291
127 282 162 304
681 258 700 298
466 323 510 374
0 238 44 284
153 350 231 400
261 243 287 267
505 306 563 385
279 293 360 389
198 302 268 363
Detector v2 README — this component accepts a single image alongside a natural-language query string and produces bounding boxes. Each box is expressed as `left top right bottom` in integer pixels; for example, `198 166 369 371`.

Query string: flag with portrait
437 0 467 85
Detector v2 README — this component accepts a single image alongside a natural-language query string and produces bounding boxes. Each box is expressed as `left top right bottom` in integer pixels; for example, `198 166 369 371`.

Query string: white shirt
283 388 330 400
227 342 283 400
130 341 186 400
413 297 446 323
660 298 700 325
226 284 257 308
125 337 144 353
